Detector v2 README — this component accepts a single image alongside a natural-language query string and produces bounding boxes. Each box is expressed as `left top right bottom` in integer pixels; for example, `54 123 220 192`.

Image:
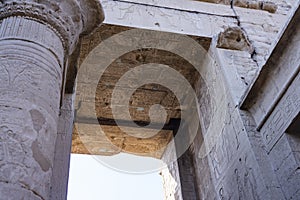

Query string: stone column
0 1 103 199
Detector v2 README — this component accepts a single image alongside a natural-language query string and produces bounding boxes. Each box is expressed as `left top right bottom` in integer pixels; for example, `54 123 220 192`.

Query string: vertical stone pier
0 1 103 199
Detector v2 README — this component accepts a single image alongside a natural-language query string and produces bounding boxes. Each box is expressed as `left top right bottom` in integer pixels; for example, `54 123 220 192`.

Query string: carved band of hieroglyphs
261 73 300 150
0 17 64 67
0 1 104 53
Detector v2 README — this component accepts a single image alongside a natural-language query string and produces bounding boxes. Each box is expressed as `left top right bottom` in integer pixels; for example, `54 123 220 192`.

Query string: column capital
0 0 104 53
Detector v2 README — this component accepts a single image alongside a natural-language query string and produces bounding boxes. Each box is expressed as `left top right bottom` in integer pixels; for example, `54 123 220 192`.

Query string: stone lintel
100 0 237 38
72 123 174 159
112 0 236 16
240 6 300 129
114 0 277 14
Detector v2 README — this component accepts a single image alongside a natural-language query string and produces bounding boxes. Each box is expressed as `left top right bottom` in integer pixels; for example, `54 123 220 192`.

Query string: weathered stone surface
1 0 300 199
238 5 300 200
77 44 203 122
233 0 298 66
189 128 217 200
72 24 211 159
235 0 277 13
64 1 300 200
198 0 277 13
169 4 300 199
0 0 104 53
0 17 64 200
0 1 104 199
50 94 75 200
241 5 300 129
99 0 237 37
72 124 173 158
161 141 184 200
217 27 254 53
176 148 199 200
216 48 258 105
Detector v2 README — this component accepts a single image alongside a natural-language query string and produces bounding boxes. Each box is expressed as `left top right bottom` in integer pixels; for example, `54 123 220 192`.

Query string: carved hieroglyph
0 1 103 199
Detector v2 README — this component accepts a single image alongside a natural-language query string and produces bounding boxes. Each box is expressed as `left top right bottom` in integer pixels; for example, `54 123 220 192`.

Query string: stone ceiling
71 24 211 158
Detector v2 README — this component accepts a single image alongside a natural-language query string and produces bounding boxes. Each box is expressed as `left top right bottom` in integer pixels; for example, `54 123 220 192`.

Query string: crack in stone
230 0 258 60
114 0 238 18
20 183 45 200
0 181 45 200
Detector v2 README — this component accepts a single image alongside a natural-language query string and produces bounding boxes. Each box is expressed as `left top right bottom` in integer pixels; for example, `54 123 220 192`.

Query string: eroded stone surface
2 0 300 200
72 24 211 158
0 17 63 199
0 1 104 199
72 124 173 158
217 26 254 53
198 0 277 13
0 0 104 52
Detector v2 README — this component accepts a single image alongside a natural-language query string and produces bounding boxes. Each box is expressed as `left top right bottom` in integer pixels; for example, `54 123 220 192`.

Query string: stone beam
240 5 300 129
100 0 237 37
71 124 174 159
0 1 103 199
111 0 235 15
75 117 180 131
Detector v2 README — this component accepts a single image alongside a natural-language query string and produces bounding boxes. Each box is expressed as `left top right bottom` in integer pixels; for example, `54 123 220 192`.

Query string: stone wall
241 8 300 198
172 5 300 200
161 141 184 200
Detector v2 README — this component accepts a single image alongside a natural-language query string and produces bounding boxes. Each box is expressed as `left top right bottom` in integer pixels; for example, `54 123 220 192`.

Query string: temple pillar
0 1 103 199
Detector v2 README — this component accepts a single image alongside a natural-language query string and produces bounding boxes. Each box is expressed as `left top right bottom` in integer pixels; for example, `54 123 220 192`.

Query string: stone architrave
0 1 103 199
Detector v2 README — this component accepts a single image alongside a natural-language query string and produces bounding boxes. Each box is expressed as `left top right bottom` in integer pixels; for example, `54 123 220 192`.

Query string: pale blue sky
67 154 164 200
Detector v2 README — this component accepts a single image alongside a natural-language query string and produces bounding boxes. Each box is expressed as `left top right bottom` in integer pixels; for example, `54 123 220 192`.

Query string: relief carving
261 79 300 149
0 0 104 52
0 126 29 185
235 156 260 200
210 129 231 181
0 0 104 198
0 126 24 163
